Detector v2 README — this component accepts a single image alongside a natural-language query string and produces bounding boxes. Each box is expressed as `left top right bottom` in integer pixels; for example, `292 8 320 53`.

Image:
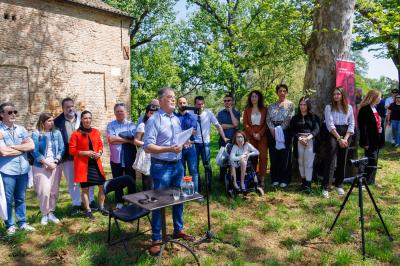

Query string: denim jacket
31 130 64 168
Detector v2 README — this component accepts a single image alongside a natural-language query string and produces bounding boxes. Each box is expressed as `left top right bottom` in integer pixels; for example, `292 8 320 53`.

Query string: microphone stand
193 110 236 247
194 110 213 243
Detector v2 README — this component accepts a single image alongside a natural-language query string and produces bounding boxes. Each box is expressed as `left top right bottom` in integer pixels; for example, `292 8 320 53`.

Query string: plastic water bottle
182 176 194 197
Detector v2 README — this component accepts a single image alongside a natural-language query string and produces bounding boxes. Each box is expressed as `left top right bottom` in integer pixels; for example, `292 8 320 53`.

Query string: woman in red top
69 111 108 219
243 90 268 189
357 90 385 185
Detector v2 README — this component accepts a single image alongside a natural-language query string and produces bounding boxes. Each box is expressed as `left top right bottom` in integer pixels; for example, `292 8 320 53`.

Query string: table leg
161 208 167 242
157 208 200 266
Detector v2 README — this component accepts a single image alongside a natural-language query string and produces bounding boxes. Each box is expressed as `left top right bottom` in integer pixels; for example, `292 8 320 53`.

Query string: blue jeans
1 172 29 228
181 145 199 192
392 120 400 145
150 160 184 241
195 142 212 192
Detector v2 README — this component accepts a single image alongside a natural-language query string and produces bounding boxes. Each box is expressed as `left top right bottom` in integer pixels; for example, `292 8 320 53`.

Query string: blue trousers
392 120 400 145
150 160 184 241
195 142 212 192
180 145 199 192
1 172 29 228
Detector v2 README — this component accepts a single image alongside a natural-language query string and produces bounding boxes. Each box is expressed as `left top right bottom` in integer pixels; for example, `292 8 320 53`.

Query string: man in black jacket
54 97 95 215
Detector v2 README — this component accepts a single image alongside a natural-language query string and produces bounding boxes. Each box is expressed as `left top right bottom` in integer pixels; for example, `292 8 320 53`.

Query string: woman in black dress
69 111 108 219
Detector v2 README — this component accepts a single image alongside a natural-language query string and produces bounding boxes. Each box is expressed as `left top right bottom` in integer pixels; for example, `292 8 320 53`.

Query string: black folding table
123 189 203 265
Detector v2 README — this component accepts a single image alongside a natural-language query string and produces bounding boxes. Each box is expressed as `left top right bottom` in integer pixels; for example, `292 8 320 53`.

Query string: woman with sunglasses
229 131 259 191
69 111 108 219
0 102 35 235
31 113 64 225
134 104 158 190
243 90 268 189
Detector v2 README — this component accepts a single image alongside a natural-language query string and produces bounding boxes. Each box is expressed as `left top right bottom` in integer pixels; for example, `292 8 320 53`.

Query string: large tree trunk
303 0 356 117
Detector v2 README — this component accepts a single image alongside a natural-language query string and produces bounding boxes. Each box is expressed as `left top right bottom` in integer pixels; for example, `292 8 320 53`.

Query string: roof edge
63 0 133 18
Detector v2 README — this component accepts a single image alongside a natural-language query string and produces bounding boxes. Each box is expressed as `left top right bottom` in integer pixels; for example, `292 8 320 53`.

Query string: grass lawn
0 133 399 266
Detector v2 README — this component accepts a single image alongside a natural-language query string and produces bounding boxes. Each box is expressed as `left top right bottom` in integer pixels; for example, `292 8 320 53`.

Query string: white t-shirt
136 122 145 134
385 97 394 109
45 132 54 160
194 109 219 143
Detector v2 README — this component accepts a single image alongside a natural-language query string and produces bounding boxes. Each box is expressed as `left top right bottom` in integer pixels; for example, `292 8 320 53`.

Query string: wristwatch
337 136 343 141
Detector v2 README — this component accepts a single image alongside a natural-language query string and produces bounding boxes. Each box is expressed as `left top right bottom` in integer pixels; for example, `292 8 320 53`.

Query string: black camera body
349 157 368 168
182 106 201 115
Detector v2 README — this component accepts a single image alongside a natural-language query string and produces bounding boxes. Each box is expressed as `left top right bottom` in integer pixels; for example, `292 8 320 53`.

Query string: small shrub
262 217 283 233
334 249 353 266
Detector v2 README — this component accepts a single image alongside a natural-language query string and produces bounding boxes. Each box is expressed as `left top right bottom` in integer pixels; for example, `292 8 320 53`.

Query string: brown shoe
173 231 195 241
149 240 162 256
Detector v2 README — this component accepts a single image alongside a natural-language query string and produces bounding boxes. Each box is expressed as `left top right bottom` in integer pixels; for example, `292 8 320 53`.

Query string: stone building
0 0 132 154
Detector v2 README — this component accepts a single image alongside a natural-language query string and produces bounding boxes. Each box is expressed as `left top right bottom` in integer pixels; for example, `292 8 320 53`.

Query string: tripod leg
364 183 394 241
358 178 366 260
329 178 357 232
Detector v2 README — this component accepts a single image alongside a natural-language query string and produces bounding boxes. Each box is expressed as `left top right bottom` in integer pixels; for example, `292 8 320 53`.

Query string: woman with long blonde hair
31 113 64 225
358 90 385 185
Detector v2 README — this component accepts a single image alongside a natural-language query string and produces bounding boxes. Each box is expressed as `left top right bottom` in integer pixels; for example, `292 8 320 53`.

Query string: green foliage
354 0 400 81
130 41 182 120
103 0 177 49
174 0 307 102
334 249 353 266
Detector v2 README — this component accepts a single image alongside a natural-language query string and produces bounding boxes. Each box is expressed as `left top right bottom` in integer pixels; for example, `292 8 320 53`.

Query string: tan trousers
32 165 62 215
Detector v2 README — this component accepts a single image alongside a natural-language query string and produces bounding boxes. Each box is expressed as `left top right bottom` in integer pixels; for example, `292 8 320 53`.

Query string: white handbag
132 147 151 176
0 173 7 220
216 146 227 166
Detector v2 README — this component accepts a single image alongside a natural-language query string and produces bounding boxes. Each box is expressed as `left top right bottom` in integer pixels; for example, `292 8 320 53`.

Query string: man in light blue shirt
0 102 35 235
106 103 136 208
144 87 193 255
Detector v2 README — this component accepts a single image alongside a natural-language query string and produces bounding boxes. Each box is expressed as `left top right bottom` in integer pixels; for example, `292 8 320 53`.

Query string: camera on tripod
349 157 368 168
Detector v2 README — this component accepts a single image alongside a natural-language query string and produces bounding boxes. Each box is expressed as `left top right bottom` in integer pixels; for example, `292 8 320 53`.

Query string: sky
174 1 398 81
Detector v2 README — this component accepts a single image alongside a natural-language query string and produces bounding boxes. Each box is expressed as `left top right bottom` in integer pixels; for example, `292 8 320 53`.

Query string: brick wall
0 0 132 161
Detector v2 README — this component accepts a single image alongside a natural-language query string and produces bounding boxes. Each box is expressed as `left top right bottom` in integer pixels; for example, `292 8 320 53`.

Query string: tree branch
192 0 229 32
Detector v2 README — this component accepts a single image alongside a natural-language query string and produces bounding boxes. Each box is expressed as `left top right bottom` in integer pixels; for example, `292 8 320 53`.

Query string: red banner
336 60 356 126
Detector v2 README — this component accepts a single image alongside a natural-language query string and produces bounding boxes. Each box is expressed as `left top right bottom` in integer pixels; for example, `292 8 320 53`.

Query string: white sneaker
322 190 329 198
279 183 288 188
41 215 48 225
48 213 60 224
336 187 345 196
116 203 124 210
272 182 279 187
20 223 35 232
6 225 17 235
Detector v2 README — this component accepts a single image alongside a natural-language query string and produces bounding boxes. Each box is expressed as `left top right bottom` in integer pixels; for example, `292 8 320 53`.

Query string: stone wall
0 0 132 160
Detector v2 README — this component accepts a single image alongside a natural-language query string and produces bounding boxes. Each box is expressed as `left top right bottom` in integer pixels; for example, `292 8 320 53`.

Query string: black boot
304 181 312 194
299 179 307 191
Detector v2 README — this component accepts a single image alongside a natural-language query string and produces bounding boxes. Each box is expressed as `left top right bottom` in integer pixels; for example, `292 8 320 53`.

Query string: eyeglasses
4 110 18 115
224 99 232 102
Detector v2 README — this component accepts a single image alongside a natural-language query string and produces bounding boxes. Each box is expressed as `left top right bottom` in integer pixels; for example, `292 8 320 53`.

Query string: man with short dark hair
144 87 192 255
106 103 136 209
176 97 199 192
54 97 95 215
217 94 240 184
193 96 229 192
0 102 35 235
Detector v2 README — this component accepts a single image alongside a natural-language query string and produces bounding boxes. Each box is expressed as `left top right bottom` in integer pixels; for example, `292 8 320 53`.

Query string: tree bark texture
303 0 356 117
